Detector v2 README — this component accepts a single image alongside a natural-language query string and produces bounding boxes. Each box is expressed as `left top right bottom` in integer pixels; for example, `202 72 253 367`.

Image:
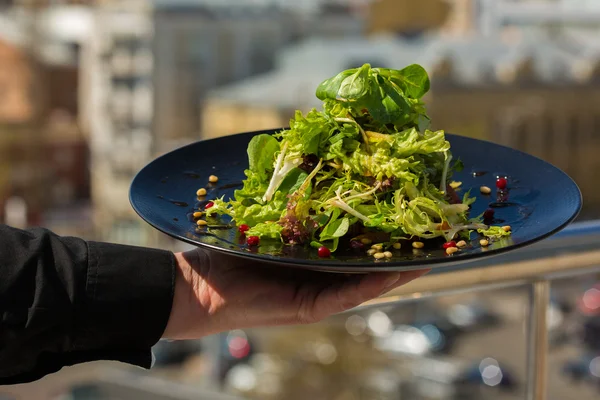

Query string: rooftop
206 32 597 109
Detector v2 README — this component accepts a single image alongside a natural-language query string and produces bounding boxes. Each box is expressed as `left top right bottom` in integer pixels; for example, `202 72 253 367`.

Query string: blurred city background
1 0 600 399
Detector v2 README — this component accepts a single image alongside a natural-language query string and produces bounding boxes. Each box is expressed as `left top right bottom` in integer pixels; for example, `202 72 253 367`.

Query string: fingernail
383 272 401 288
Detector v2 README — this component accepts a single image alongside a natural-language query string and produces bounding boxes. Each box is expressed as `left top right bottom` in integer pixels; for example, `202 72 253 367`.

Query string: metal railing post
526 280 550 400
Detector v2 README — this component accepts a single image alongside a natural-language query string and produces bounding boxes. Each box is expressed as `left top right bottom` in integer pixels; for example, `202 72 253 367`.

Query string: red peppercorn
205 201 215 209
318 246 331 258
238 224 250 233
496 177 508 190
483 208 495 222
443 241 457 249
247 236 260 246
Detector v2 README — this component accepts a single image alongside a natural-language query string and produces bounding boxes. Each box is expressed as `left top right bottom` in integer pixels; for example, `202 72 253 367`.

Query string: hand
162 249 430 340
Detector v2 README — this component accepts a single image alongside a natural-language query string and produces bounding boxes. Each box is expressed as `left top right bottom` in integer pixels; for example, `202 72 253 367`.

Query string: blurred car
151 330 255 386
552 293 574 315
217 330 256 384
452 358 519 399
374 322 456 356
581 316 600 352
445 301 502 333
548 293 574 347
374 300 503 356
562 352 600 389
577 283 600 317
399 356 519 400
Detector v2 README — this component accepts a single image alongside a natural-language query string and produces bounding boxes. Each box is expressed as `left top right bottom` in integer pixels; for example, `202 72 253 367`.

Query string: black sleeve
0 225 176 385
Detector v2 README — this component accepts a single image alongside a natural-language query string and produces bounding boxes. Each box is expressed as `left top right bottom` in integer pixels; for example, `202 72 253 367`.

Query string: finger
341 268 431 301
313 269 431 319
381 268 431 295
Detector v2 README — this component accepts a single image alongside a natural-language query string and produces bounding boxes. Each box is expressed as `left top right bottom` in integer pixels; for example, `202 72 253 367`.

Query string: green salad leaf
247 134 280 181
206 63 511 253
380 64 431 99
316 64 430 130
478 226 512 240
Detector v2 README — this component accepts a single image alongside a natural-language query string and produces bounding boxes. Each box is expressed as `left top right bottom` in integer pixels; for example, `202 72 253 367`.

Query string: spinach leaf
247 134 280 181
310 238 340 252
380 64 430 99
316 69 357 101
278 168 309 195
320 215 350 242
338 64 371 100
366 74 410 124
316 63 430 129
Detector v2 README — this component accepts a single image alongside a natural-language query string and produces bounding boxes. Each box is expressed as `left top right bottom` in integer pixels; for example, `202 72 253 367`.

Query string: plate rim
129 128 583 272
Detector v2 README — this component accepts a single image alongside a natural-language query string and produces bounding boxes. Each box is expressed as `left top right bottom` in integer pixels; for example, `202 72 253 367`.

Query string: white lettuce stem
263 142 289 201
440 151 452 193
443 223 488 242
298 159 324 196
343 182 381 202
329 199 371 223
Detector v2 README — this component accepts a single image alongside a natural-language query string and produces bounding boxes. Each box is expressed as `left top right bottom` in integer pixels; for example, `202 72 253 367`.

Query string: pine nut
446 247 459 255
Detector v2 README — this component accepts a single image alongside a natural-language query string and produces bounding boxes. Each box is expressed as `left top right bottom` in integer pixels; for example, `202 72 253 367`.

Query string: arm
0 225 175 384
0 225 428 384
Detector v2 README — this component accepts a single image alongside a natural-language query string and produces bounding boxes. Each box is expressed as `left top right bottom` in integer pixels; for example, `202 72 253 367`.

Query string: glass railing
4 220 600 400
361 220 600 400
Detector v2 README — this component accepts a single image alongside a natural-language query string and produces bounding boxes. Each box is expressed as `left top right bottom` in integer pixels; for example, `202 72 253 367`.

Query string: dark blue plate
130 129 581 272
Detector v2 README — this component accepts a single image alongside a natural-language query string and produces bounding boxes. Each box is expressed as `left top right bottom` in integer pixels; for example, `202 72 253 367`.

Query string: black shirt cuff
71 241 176 367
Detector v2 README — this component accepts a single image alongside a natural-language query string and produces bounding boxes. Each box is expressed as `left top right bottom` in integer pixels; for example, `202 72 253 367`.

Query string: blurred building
78 1 156 246
201 31 600 218
40 110 92 237
152 4 290 152
151 0 366 152
0 14 43 227
478 0 600 36
367 0 449 36
80 0 290 246
0 38 33 123
79 0 370 247
0 2 92 234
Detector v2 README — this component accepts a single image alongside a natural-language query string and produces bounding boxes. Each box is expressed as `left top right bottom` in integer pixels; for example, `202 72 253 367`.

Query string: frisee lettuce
478 226 512 240
206 63 511 251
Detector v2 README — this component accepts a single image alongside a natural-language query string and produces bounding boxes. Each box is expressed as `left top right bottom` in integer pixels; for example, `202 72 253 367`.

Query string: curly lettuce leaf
205 63 507 252
327 128 448 184
207 167 307 227
478 226 512 240
247 222 284 240
280 109 341 158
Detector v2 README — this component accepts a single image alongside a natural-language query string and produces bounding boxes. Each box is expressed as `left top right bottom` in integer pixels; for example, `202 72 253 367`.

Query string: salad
204 64 511 257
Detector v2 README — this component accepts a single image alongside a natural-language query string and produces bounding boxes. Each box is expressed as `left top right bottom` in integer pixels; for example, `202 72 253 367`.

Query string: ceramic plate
130 129 581 272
